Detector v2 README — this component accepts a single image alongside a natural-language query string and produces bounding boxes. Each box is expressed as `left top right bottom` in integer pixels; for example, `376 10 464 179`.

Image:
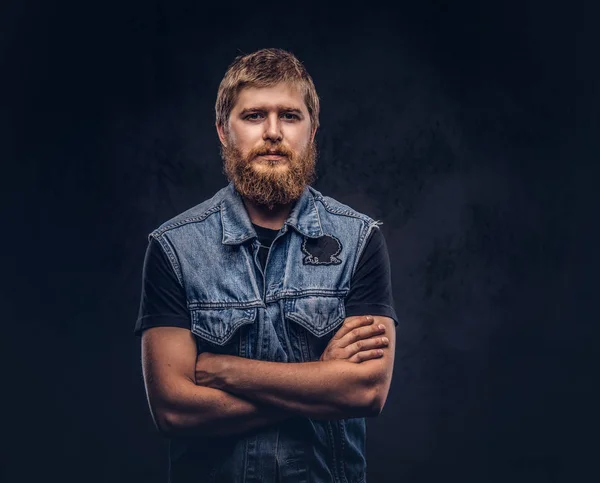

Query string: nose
263 113 283 143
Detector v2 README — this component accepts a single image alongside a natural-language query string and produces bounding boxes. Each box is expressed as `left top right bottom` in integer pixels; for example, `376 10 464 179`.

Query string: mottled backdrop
2 0 598 482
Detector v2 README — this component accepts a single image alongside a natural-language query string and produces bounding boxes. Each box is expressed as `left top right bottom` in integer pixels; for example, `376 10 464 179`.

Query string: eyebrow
238 106 304 116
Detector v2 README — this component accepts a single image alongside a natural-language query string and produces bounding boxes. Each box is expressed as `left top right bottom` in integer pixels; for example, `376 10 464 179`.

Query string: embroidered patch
302 234 343 265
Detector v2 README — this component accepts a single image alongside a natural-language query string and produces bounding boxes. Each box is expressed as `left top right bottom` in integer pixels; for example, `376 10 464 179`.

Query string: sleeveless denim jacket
149 183 380 483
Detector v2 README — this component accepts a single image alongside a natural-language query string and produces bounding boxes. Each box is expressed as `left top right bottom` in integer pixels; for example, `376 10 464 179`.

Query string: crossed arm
141 315 395 438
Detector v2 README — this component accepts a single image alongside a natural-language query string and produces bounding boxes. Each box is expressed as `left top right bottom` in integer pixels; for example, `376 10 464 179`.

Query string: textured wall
2 1 597 482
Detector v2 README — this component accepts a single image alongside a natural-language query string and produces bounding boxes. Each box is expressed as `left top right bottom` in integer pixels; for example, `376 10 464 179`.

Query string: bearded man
135 48 398 483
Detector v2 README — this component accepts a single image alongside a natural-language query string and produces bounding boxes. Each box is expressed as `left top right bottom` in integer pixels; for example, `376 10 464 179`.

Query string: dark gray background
2 0 598 482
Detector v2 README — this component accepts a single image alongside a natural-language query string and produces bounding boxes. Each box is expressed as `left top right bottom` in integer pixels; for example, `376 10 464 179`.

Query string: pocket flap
191 307 257 346
284 296 345 337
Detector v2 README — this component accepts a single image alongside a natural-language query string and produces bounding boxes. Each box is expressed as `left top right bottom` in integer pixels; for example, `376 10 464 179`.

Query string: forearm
159 381 292 438
216 358 376 420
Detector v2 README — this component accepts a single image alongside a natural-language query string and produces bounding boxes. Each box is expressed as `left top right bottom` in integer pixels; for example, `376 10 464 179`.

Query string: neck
242 197 295 230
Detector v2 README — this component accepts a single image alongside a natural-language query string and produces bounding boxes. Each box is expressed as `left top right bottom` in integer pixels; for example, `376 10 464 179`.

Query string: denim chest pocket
284 296 346 361
190 307 257 356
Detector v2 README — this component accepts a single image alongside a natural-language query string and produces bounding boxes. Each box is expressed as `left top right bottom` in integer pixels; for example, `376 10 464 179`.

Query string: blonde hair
215 48 320 131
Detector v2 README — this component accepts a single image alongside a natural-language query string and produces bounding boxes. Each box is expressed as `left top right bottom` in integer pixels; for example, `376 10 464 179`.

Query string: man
135 48 398 482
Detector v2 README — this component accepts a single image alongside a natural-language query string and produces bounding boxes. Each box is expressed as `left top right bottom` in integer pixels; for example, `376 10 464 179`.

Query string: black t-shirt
135 225 397 335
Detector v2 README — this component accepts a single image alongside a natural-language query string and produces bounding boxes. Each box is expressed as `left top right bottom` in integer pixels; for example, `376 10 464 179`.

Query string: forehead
233 83 307 112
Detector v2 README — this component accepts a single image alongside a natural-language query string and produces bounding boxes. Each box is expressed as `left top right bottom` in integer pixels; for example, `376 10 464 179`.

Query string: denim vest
150 183 380 483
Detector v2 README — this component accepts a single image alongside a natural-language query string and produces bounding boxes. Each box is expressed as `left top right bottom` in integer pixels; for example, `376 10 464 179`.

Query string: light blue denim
150 182 381 483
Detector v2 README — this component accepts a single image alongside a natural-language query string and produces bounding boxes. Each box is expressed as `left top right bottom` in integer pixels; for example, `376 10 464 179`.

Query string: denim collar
220 182 324 245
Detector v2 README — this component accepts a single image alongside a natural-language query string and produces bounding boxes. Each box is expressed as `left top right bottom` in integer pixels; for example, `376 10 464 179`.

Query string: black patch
302 234 343 265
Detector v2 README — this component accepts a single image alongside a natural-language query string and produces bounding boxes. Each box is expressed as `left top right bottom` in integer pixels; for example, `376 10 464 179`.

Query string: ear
310 125 318 143
216 122 228 147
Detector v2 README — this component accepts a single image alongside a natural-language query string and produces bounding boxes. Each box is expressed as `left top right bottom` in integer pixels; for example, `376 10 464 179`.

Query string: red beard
222 140 317 209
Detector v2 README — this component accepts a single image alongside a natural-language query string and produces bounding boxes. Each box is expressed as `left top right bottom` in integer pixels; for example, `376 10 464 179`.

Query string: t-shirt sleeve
134 237 191 336
344 227 399 326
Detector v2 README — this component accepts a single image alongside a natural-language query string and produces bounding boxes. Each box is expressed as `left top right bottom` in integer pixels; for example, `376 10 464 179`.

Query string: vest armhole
151 233 186 289
351 220 383 278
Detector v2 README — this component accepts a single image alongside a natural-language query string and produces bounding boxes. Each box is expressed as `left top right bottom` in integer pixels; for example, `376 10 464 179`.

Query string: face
217 82 317 209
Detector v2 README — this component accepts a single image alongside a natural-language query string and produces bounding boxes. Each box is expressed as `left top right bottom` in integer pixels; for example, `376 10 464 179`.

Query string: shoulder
309 186 381 228
359 226 389 262
148 186 228 239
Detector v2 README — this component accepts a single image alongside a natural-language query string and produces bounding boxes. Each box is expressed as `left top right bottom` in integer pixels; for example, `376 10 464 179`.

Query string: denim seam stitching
191 314 256 345
220 202 256 244
266 289 348 302
242 437 249 483
351 220 381 278
339 419 349 483
313 194 374 223
150 205 221 237
189 301 263 309
326 421 341 483
285 313 344 338
151 234 184 287
311 195 324 232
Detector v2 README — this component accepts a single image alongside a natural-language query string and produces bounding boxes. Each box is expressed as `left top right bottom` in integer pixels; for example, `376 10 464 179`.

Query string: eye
281 112 300 121
244 112 264 120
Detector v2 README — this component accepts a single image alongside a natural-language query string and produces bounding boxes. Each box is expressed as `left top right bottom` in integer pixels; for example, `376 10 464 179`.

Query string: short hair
215 48 320 131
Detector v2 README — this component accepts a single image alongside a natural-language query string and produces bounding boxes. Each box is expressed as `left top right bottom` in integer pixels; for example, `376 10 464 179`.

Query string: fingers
348 336 389 355
332 315 375 341
342 323 386 348
322 315 388 364
348 348 385 363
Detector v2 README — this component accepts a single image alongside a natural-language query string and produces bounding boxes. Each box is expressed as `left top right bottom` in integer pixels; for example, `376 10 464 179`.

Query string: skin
141 82 396 438
217 83 316 229
143 316 393 437
194 316 395 420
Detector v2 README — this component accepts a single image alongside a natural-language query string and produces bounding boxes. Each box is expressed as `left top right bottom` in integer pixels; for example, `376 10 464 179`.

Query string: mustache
250 144 294 158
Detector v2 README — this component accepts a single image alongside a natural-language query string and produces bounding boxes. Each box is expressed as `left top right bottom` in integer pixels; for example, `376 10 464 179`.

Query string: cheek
285 128 311 149
294 137 313 155
231 127 262 149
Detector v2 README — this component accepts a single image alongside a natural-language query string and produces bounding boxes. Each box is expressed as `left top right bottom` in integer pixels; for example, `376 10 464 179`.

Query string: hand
195 352 232 389
320 315 389 363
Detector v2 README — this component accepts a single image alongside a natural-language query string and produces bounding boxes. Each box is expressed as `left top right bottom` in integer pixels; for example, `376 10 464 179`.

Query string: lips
255 153 288 162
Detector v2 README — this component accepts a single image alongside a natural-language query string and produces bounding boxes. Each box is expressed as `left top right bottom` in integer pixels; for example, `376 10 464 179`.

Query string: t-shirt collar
220 182 324 245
